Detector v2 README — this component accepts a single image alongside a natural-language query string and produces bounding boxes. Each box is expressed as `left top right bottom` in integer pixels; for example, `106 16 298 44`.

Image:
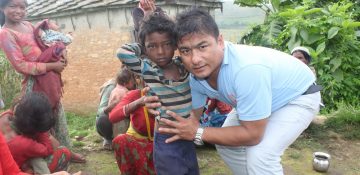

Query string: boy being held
117 13 199 174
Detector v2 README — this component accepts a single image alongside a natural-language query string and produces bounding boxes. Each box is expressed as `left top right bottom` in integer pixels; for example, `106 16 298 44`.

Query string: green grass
66 112 97 149
324 103 360 139
0 49 22 108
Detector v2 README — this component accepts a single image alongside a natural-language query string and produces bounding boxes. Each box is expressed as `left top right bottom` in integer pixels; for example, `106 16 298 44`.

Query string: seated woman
109 88 155 175
0 92 83 174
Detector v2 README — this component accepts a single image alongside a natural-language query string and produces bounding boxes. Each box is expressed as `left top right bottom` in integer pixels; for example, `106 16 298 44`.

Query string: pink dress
0 21 46 91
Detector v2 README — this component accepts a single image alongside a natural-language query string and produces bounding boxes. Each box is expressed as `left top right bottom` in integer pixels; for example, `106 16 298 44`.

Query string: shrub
238 0 360 110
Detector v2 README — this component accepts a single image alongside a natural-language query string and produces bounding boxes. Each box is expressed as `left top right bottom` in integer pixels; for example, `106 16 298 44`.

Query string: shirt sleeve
0 30 47 75
0 133 24 175
132 8 144 32
97 84 115 117
116 43 144 76
109 90 139 123
20 132 54 158
234 65 272 121
190 77 208 110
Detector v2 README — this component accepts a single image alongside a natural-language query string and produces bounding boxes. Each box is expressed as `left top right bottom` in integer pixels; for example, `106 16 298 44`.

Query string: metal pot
312 152 331 172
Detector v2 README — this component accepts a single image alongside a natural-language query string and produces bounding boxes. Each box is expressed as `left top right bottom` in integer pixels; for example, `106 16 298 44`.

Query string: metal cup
312 152 331 172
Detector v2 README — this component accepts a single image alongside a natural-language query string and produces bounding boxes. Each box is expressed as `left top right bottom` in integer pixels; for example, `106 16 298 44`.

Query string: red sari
110 89 156 175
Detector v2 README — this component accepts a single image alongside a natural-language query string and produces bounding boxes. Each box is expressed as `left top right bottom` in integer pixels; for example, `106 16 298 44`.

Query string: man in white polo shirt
145 8 322 175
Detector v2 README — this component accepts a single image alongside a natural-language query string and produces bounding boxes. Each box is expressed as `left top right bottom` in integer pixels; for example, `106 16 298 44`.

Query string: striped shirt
117 43 192 120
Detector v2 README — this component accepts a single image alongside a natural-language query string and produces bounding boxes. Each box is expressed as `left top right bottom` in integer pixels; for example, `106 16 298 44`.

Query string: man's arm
201 118 268 146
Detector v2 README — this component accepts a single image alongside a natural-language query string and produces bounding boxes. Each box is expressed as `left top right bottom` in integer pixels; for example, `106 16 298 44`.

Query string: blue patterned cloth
41 29 72 46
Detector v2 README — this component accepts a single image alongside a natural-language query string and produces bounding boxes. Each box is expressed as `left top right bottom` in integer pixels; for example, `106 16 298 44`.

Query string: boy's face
144 32 176 68
178 33 224 80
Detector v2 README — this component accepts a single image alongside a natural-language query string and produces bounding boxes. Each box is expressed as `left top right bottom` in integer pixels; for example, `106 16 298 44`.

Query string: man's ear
217 34 225 48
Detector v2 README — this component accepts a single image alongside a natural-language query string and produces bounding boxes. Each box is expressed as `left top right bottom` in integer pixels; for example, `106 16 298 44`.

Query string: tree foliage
236 0 360 110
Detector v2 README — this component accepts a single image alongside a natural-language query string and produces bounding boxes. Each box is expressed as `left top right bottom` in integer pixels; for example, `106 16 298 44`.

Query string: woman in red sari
109 88 156 175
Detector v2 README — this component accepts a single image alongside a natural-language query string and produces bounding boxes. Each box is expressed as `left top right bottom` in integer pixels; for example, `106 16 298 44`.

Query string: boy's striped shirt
117 43 192 120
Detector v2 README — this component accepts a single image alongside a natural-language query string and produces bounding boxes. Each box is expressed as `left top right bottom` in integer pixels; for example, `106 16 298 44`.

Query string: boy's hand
140 0 155 14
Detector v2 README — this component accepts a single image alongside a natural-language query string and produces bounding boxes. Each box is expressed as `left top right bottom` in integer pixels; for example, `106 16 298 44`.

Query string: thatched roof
27 0 223 19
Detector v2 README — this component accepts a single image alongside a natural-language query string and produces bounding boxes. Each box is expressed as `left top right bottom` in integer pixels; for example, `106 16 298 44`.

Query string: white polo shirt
190 42 315 121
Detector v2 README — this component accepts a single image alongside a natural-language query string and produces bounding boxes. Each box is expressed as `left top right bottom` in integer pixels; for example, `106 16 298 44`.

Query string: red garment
113 134 155 175
109 89 155 137
47 147 71 173
207 99 232 115
33 19 65 110
0 132 28 175
8 132 54 168
110 89 155 174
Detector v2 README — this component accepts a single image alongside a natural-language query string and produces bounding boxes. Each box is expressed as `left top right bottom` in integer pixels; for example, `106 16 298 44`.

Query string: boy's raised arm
116 43 143 75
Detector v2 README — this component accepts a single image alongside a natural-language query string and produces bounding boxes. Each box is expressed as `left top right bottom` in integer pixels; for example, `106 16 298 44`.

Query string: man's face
178 33 224 80
144 32 176 68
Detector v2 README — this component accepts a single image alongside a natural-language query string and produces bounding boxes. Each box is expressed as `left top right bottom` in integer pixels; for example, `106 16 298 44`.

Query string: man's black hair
13 92 55 136
138 12 177 48
176 7 219 42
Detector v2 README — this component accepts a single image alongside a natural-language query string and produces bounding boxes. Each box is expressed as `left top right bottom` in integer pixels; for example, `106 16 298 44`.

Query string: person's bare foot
103 139 113 151
70 152 86 163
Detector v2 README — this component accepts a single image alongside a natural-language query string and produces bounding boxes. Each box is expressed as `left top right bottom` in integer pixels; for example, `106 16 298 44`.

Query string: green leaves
238 0 360 109
329 58 342 72
327 27 340 39
316 42 326 54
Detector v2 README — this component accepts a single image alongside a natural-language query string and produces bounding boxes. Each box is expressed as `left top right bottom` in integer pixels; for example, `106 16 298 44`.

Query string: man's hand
158 110 200 143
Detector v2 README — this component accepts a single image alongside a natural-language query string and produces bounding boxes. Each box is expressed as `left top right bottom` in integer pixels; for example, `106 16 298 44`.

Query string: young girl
1 92 72 174
0 0 70 148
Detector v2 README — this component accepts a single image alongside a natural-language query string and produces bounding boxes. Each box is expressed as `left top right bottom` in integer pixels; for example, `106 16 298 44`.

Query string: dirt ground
61 29 130 114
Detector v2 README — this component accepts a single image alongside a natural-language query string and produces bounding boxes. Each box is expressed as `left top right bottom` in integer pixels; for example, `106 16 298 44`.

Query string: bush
0 50 22 108
239 0 360 110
